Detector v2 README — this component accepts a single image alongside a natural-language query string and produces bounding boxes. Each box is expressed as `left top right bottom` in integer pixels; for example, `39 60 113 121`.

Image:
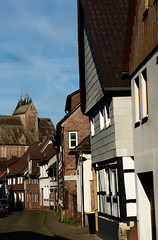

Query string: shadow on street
0 231 71 240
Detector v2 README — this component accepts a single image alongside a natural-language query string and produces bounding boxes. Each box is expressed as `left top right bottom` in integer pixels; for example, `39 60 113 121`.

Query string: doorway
137 171 156 240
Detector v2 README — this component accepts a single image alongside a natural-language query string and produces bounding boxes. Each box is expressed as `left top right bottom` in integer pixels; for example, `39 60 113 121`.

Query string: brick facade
57 91 90 222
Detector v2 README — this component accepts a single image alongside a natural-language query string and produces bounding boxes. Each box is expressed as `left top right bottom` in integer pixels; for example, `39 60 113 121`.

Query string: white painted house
69 135 94 226
122 1 158 239
38 140 56 209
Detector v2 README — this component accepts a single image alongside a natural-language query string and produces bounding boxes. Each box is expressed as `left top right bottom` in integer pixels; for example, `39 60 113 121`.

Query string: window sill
134 121 141 128
134 115 148 128
141 115 148 124
142 6 149 21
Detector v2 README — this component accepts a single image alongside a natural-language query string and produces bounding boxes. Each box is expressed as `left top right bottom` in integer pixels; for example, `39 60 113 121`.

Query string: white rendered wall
77 154 93 213
136 175 152 240
123 157 137 217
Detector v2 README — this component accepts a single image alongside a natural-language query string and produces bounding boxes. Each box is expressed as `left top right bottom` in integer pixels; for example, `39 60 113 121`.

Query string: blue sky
0 0 79 127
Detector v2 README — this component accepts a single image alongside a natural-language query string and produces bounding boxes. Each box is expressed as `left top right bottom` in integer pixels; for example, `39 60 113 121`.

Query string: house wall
131 49 158 239
127 0 158 75
84 26 104 114
59 106 89 220
114 97 133 157
7 176 25 209
77 154 93 214
91 97 133 164
0 145 29 160
39 163 50 209
26 178 39 209
16 102 38 132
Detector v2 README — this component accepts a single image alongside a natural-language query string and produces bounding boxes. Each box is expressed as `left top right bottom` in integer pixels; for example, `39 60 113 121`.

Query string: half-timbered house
78 0 137 239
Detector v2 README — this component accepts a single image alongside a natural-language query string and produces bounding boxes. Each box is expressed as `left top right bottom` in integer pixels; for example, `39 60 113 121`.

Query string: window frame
134 76 141 125
104 104 111 128
134 68 148 127
68 131 78 149
90 115 95 137
140 69 148 120
99 106 105 130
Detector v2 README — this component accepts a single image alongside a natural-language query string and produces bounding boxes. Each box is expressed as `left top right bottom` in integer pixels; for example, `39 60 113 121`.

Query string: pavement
45 210 102 240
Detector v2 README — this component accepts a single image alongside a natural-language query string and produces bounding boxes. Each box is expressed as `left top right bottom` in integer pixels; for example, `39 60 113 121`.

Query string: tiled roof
69 135 90 155
7 139 56 177
38 118 55 139
0 171 7 181
65 90 80 113
0 157 19 169
0 116 37 145
38 143 56 164
13 99 31 115
78 0 130 98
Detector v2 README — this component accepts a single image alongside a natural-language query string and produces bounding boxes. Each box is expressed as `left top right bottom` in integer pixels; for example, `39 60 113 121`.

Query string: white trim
64 175 77 181
68 131 78 149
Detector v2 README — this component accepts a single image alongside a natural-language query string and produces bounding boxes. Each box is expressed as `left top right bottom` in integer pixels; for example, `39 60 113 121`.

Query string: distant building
0 94 55 159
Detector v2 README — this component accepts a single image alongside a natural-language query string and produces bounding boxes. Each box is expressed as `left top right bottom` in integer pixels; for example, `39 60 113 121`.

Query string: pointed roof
0 116 37 145
7 139 56 177
7 139 49 176
78 0 130 111
13 98 33 115
38 118 56 139
69 135 90 155
65 90 80 113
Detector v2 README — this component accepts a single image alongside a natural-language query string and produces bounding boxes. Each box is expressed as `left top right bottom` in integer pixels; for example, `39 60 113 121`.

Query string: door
138 172 156 240
30 194 32 209
41 188 43 207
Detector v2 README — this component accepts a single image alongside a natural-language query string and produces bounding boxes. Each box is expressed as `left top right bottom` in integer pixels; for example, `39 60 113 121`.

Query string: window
142 0 148 20
17 177 23 184
99 106 105 130
141 69 148 119
134 68 148 126
27 194 29 203
28 160 32 174
134 77 141 123
13 178 15 185
68 131 78 149
111 170 117 198
21 192 24 202
90 115 95 136
145 0 148 9
104 105 111 128
8 179 11 185
20 177 23 184
97 167 119 217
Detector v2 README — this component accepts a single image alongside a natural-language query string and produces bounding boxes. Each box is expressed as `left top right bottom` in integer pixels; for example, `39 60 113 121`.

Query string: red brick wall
70 92 80 111
60 106 89 221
